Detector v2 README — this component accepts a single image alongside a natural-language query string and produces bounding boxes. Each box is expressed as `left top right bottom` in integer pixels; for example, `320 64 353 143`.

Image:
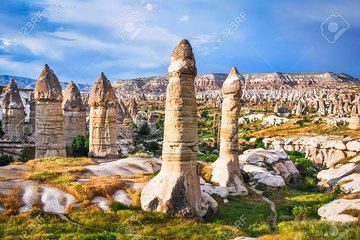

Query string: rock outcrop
148 112 157 136
1 80 25 140
63 81 87 151
88 72 119 158
141 39 203 217
348 105 360 130
211 67 248 196
34 65 66 158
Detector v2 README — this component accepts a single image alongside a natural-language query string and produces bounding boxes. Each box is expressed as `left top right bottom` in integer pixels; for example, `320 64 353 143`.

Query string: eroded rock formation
141 39 202 217
211 67 248 196
34 64 66 158
88 72 119 158
63 81 87 150
1 79 25 140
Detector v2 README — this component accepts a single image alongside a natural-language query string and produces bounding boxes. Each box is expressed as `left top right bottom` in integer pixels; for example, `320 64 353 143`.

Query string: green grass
263 187 337 222
259 220 360 240
205 194 273 237
0 208 243 239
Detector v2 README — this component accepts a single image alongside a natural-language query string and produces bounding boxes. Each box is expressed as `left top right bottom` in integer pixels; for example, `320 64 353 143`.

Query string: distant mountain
0 75 92 92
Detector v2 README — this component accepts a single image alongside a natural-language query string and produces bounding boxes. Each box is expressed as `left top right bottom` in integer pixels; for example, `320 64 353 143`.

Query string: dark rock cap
63 81 86 111
1 79 24 109
168 39 197 76
88 72 117 107
34 64 63 101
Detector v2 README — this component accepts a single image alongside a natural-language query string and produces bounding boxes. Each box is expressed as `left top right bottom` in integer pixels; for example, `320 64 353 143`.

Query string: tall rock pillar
141 39 202 217
1 79 25 140
88 72 119 158
63 81 87 151
211 67 248 196
348 105 360 130
34 64 66 158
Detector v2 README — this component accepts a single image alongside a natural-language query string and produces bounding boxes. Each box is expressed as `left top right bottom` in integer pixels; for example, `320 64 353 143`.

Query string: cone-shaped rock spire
88 72 119 158
1 79 24 109
63 81 86 111
1 79 25 140
63 81 87 150
211 67 248 196
88 72 117 107
34 64 63 101
34 65 66 158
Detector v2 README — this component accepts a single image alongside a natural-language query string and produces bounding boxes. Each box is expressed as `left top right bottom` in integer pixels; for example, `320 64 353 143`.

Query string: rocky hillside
0 75 92 92
113 72 360 101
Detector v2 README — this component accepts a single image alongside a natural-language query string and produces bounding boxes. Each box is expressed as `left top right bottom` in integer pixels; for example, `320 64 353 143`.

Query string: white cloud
145 3 154 12
0 57 42 78
0 38 18 49
179 15 190 22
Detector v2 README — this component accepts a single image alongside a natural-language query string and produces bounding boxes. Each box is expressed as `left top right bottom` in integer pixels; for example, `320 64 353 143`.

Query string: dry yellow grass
0 187 23 214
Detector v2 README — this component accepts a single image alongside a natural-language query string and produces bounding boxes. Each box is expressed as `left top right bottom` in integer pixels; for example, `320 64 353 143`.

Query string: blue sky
0 0 359 84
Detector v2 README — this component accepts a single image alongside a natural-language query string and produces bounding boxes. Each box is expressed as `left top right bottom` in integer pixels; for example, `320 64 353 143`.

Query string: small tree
19 147 35 162
72 135 89 157
0 154 13 166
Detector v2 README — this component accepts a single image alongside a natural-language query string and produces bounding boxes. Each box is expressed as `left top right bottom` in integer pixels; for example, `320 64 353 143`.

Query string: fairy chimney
141 39 202 217
34 64 66 158
1 79 25 140
88 72 119 158
211 67 248 196
63 81 87 150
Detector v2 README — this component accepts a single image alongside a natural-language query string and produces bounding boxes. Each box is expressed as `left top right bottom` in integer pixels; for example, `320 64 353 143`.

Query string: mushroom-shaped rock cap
168 39 197 76
222 67 243 95
88 72 117 107
63 81 86 111
34 64 63 101
1 79 24 109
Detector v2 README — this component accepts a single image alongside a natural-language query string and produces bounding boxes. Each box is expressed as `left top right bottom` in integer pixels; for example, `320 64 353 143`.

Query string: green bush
198 154 218 162
292 205 312 220
254 137 264 148
72 135 89 157
138 123 150 136
19 147 35 162
287 151 318 191
0 154 14 166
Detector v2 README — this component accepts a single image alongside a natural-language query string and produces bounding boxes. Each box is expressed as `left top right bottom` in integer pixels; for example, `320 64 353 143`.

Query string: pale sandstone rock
339 173 360 194
212 67 248 196
34 65 66 158
88 72 119 158
141 40 203 217
346 140 360 152
63 81 86 150
318 198 360 223
273 162 291 184
1 79 25 140
317 163 360 186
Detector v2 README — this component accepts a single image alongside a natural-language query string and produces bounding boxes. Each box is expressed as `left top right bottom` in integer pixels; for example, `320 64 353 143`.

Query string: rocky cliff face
112 72 360 101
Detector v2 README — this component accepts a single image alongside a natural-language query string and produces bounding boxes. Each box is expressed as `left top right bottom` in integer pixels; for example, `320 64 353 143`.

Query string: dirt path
249 187 278 233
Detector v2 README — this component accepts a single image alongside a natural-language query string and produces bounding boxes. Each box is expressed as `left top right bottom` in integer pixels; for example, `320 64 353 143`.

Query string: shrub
292 205 311 220
254 137 264 148
138 123 150 136
72 135 89 157
19 147 35 162
0 154 13 166
287 151 318 191
109 201 131 211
